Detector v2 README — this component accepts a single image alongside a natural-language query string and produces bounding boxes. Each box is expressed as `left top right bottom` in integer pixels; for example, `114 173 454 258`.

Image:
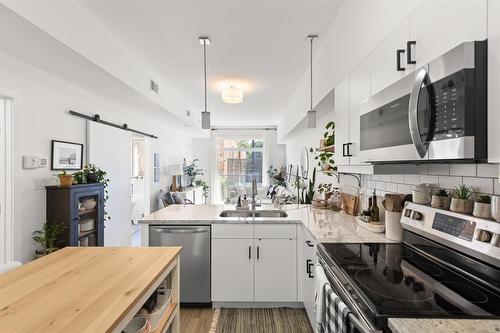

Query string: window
216 138 264 202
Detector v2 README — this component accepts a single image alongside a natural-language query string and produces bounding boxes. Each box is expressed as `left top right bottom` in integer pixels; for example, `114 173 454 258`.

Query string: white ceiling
78 0 342 127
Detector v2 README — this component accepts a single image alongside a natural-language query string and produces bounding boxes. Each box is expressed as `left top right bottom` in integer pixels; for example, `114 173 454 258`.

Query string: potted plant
450 184 474 214
310 121 336 173
300 167 316 204
431 188 451 209
193 179 210 203
73 164 110 220
58 170 74 187
32 222 65 258
473 195 492 219
184 159 204 187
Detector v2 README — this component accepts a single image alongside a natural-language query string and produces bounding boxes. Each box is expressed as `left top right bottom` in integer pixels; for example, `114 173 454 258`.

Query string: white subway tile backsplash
398 184 413 194
438 176 462 189
404 174 420 185
450 164 476 177
372 175 381 181
381 175 392 182
367 180 374 189
419 175 439 185
376 182 386 190
429 164 450 175
416 164 429 175
494 180 500 195
476 164 499 178
463 177 494 194
391 175 404 183
386 182 398 192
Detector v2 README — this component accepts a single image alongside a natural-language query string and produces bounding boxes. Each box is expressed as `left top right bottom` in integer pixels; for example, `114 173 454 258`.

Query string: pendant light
199 36 211 129
307 34 318 128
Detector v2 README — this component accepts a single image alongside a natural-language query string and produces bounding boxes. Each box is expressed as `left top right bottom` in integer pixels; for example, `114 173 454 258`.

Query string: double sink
219 210 288 218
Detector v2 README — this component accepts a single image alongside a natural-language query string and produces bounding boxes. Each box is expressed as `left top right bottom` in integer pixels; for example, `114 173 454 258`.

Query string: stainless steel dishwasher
149 225 211 305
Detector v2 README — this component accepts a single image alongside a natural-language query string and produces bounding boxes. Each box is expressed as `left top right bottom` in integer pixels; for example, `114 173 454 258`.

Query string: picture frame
51 140 83 171
153 153 160 168
154 167 160 182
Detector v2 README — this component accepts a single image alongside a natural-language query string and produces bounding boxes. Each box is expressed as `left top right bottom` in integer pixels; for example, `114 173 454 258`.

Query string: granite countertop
140 204 390 243
388 318 500 333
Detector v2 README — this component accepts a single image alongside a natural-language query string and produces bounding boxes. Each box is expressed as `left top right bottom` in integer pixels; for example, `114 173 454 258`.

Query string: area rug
210 308 312 333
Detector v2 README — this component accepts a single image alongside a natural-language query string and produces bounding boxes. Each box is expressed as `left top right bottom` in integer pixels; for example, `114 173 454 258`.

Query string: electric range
317 202 500 332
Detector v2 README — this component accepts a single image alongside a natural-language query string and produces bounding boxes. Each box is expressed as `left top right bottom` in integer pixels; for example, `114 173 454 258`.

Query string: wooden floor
180 307 313 333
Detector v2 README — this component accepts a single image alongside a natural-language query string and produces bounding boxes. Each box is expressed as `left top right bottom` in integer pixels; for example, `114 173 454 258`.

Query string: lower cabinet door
302 235 317 326
212 238 254 302
254 238 297 302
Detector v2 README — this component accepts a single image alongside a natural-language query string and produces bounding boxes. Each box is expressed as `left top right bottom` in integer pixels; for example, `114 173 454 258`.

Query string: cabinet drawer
212 224 253 238
254 224 296 239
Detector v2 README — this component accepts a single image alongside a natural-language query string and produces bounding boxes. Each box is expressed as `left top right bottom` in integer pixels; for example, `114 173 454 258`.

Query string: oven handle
408 68 429 159
317 254 376 332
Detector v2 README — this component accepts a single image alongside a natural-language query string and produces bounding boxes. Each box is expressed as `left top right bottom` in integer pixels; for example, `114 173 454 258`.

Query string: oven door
359 69 429 163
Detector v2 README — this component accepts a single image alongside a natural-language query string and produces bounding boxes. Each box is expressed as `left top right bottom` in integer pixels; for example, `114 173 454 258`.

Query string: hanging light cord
203 39 207 112
310 36 313 111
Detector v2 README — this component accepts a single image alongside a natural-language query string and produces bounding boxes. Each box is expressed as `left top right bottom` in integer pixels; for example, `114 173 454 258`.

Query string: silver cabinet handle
151 227 208 234
409 68 429 158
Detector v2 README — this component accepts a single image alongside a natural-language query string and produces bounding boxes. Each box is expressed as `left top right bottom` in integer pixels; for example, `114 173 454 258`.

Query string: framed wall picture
51 140 83 170
154 167 160 182
153 153 160 168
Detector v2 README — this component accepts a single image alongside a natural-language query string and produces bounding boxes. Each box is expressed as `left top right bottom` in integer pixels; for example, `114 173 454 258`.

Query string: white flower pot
473 202 491 219
491 195 500 223
450 198 474 214
431 195 451 210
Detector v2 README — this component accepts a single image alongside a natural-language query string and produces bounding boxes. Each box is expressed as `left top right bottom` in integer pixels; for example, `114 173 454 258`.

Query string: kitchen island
0 247 181 333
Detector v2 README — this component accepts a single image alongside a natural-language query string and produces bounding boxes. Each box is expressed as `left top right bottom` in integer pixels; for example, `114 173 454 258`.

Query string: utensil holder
385 211 403 241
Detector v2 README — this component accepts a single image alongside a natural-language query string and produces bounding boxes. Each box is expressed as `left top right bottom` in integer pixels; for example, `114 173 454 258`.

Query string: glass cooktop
319 241 500 328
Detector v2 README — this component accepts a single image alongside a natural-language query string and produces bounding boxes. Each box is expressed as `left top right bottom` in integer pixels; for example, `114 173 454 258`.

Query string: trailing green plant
454 184 473 200
194 179 210 199
476 195 491 204
266 165 287 187
73 164 110 220
323 121 335 146
309 121 336 170
301 167 316 204
32 222 65 252
435 188 449 197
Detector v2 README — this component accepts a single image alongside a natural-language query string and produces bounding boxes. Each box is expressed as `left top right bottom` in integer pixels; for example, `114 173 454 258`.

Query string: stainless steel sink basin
253 210 288 218
219 210 288 218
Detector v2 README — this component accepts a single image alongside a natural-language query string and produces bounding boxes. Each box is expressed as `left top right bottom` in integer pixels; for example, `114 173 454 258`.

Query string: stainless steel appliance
318 202 500 332
149 225 211 305
359 40 487 163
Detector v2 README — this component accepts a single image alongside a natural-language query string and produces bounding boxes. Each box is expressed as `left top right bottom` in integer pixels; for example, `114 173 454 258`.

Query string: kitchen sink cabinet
254 238 297 302
408 0 487 73
211 224 298 303
212 238 254 302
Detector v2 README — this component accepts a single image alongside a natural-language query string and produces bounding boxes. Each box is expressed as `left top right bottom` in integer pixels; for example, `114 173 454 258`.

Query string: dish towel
314 264 329 333
323 284 351 333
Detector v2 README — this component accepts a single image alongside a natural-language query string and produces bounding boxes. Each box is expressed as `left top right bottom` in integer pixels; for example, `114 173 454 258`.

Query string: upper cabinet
488 0 500 163
408 0 487 72
334 78 350 166
371 17 410 95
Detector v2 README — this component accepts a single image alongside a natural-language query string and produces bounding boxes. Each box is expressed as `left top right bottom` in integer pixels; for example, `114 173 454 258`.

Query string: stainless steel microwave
359 40 487 163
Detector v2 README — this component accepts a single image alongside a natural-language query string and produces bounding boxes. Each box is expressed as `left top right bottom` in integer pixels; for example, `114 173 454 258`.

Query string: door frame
0 87 16 264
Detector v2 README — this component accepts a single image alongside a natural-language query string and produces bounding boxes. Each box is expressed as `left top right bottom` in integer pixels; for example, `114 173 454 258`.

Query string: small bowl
81 198 97 210
123 317 149 333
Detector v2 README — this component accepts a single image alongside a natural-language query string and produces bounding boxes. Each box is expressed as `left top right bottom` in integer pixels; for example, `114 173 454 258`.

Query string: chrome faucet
251 175 259 209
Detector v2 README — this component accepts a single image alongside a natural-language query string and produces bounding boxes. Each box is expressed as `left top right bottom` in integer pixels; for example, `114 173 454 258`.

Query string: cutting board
341 192 358 216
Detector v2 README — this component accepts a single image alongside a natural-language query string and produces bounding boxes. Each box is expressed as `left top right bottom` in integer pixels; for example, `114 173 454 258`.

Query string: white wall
0 53 193 263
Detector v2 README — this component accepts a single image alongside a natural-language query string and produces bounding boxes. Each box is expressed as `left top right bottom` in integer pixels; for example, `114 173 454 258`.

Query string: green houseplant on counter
33 222 65 259
431 188 451 210
450 184 474 214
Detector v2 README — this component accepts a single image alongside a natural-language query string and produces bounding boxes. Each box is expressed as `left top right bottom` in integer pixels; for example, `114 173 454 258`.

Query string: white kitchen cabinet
334 77 350 166
371 17 410 95
300 227 317 326
488 0 500 163
348 59 372 165
254 238 297 302
408 0 487 71
212 238 254 302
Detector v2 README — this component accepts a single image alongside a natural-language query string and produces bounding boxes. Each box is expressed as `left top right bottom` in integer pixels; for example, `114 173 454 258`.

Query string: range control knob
410 210 422 220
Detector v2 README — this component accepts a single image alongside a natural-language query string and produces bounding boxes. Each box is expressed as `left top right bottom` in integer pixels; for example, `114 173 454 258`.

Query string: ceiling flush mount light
307 34 318 128
199 36 211 129
221 86 243 104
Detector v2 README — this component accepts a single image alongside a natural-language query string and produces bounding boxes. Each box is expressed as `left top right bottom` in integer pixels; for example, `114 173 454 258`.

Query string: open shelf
315 145 335 152
78 208 97 216
78 230 96 239
152 302 178 333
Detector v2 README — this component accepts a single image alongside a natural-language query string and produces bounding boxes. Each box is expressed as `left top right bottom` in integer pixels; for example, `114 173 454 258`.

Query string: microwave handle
409 68 429 159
